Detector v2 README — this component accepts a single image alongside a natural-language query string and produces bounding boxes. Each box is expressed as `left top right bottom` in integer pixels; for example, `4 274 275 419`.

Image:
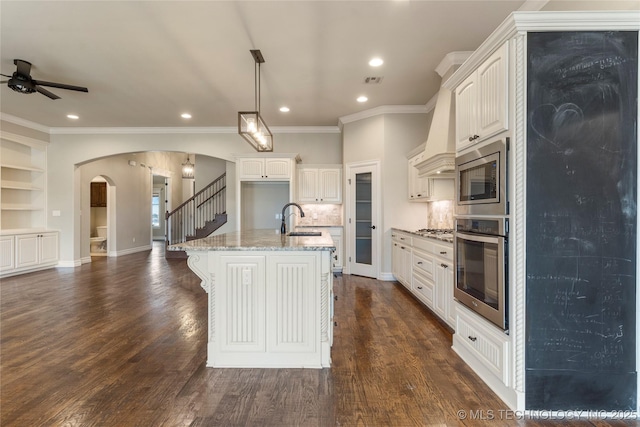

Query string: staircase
165 173 227 258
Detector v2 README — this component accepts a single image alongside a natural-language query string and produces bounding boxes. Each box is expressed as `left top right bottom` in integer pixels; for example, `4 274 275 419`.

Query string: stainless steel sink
287 231 322 237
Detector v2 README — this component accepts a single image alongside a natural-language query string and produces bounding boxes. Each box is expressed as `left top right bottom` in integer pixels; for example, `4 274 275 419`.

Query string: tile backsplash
297 204 343 226
426 200 454 229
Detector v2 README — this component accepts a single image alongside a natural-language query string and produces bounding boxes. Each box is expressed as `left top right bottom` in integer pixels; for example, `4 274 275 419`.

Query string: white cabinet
408 153 432 201
1 132 47 230
453 304 510 386
391 231 412 290
0 235 15 272
392 230 455 330
297 166 342 203
455 41 509 151
327 227 343 272
237 157 293 180
2 231 59 276
187 248 333 368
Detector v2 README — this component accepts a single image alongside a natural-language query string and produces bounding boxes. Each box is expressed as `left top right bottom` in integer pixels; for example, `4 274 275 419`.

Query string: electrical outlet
275 213 279 220
242 269 251 285
312 213 318 220
133 237 136 243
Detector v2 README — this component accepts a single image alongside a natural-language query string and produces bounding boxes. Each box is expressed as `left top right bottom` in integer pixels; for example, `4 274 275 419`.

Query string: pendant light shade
238 49 273 152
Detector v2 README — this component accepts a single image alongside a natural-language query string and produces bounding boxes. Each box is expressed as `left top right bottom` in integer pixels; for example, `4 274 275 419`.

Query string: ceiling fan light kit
2 59 88 100
238 49 273 152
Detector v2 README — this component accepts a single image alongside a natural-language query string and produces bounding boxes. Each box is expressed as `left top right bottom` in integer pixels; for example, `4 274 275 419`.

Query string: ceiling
0 1 636 130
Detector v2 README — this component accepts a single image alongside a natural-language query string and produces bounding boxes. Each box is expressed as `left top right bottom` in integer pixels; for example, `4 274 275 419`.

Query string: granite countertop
392 227 454 244
168 229 336 252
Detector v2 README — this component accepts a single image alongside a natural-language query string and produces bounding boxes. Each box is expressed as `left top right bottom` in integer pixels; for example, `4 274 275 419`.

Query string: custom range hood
415 52 471 178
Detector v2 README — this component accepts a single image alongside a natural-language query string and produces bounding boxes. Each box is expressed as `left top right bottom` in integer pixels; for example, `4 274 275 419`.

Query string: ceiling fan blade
14 59 32 76
34 80 88 93
35 85 61 100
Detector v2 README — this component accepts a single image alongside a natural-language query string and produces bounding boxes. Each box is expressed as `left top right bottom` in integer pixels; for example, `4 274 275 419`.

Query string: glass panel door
355 172 372 265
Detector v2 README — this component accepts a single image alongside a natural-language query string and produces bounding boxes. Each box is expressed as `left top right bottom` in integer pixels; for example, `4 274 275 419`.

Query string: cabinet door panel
39 233 59 265
319 169 341 202
477 42 508 140
0 236 15 272
455 75 477 150
264 159 291 179
298 169 318 202
217 256 266 353
15 234 39 268
239 159 265 179
267 255 317 354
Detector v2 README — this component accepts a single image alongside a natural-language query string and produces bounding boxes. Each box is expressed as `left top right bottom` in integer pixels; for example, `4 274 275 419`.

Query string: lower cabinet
1 231 59 277
391 230 454 330
453 303 510 387
391 231 412 290
203 250 333 368
327 227 343 272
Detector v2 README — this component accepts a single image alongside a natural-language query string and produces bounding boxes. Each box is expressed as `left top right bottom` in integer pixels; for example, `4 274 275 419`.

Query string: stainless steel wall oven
454 218 508 330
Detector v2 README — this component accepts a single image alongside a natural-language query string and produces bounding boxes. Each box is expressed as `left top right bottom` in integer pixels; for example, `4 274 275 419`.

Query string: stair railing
166 173 226 246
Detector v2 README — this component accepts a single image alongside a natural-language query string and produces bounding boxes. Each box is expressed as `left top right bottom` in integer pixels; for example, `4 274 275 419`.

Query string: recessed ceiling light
67 114 79 120
369 57 384 67
279 106 290 113
181 113 192 119
357 96 368 103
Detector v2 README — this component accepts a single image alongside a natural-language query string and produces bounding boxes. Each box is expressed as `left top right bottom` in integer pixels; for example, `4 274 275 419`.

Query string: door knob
370 225 376 229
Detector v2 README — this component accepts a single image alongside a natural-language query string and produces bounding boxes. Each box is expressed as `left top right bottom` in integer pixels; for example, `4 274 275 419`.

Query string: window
152 193 161 228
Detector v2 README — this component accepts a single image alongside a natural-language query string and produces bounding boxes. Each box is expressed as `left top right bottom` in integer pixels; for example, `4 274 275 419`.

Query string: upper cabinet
237 157 294 180
408 153 432 201
90 182 107 207
297 165 342 203
0 132 47 231
455 41 509 152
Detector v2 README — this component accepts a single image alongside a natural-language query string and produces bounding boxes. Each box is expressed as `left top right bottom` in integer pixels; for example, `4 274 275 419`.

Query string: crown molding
0 113 51 134
435 51 473 78
270 126 340 134
338 105 428 128
444 10 640 91
425 93 438 113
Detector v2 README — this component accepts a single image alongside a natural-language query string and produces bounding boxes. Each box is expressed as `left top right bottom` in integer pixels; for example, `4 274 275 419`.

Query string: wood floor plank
2 243 634 426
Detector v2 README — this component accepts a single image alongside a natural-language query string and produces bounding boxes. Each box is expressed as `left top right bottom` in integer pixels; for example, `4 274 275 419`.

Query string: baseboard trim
378 272 396 281
115 245 152 257
58 259 82 268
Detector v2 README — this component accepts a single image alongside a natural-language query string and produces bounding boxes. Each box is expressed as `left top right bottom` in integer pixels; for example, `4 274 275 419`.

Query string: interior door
347 161 379 278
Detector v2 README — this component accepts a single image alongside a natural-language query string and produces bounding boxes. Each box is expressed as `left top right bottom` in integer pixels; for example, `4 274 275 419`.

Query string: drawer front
455 307 509 385
433 242 453 260
412 272 434 308
412 236 434 253
412 250 434 280
391 232 412 246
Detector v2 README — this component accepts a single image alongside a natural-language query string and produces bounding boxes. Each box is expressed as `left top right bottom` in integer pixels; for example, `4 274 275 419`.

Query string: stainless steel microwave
455 139 508 216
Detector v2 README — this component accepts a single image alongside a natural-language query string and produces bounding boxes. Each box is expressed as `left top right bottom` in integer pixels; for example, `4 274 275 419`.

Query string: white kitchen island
169 229 335 369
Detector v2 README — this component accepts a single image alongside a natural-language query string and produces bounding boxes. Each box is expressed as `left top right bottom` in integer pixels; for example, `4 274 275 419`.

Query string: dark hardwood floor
2 243 637 426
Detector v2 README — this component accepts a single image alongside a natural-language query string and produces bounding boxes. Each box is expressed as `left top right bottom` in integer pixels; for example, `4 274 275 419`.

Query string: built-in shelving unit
1 131 59 277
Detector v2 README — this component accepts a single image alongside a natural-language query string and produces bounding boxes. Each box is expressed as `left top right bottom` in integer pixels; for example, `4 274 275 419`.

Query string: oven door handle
456 231 502 244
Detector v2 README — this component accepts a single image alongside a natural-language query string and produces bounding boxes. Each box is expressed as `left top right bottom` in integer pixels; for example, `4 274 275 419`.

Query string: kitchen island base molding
187 249 333 369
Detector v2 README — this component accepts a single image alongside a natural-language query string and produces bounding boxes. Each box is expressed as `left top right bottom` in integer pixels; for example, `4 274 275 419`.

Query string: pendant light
181 156 195 179
238 49 273 152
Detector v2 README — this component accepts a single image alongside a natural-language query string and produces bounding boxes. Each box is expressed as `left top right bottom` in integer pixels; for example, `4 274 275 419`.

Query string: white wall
46 130 340 265
194 155 227 193
342 112 429 278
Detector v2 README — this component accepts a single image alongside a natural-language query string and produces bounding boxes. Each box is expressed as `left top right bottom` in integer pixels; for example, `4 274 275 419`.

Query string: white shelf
1 182 43 191
1 205 44 211
0 164 45 172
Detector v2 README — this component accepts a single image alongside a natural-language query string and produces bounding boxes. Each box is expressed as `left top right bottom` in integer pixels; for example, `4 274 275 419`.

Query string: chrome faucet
281 203 305 234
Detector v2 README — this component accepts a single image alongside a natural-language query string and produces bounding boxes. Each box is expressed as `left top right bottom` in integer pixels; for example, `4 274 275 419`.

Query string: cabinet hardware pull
334 295 338 301
400 246 405 249
334 255 338 260
400 237 405 240
417 286 423 290
468 336 477 342
417 194 421 197
441 263 448 268
440 251 447 255
334 321 338 327
417 261 423 265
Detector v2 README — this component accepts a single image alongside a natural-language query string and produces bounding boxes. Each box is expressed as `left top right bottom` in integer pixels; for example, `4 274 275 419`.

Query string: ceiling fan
1 59 88 100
